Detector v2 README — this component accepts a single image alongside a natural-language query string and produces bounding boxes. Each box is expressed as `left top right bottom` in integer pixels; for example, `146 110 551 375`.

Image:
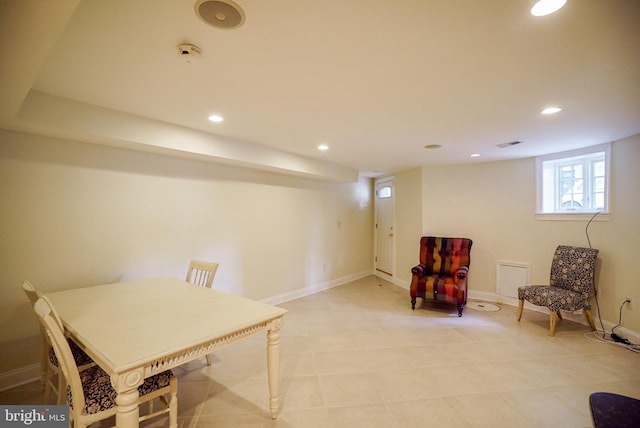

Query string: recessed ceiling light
531 0 567 17
541 107 562 115
470 153 481 158
318 144 329 151
208 114 224 122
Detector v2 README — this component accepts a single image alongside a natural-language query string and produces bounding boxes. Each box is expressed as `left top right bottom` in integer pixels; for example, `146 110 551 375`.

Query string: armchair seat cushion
413 275 464 305
518 285 591 312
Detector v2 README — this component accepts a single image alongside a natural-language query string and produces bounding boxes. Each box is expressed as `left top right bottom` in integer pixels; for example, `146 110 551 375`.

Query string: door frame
374 176 396 281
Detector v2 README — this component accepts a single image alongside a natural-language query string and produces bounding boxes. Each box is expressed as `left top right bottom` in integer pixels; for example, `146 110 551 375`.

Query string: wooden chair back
185 260 219 288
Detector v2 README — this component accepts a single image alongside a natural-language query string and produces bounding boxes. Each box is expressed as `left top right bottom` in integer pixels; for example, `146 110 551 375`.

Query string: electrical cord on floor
610 299 632 343
584 331 640 353
584 299 639 352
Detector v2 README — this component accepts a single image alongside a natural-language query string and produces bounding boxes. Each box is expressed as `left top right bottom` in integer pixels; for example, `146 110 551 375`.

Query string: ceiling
1 0 639 180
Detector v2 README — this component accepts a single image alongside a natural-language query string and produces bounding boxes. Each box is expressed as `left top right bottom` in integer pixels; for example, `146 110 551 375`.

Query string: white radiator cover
496 260 531 298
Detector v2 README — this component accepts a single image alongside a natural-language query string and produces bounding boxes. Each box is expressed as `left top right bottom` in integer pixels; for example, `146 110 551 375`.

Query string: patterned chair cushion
48 340 94 367
517 285 591 312
67 366 174 415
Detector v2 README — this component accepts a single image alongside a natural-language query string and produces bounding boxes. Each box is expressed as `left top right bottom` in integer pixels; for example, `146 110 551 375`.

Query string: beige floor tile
313 350 366 375
357 347 409 372
280 352 317 378
194 413 266 427
278 376 324 411
307 332 354 353
444 393 538 428
173 381 211 418
326 403 398 428
386 398 470 428
318 373 384 407
400 345 460 369
464 361 539 393
198 379 268 417
497 387 591 428
264 408 329 428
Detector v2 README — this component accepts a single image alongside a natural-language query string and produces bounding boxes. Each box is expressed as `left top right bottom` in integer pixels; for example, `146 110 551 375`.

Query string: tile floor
2 275 640 427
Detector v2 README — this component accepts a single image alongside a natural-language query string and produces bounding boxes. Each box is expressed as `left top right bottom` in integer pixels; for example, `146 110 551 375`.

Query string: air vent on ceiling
497 141 522 148
195 0 245 30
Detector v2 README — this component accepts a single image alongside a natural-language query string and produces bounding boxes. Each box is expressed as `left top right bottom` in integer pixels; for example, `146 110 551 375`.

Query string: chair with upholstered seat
33 296 178 428
185 260 219 289
22 280 95 404
517 245 599 336
410 236 473 316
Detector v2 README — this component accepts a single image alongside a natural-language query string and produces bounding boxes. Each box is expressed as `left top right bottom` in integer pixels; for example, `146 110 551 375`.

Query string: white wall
393 168 423 287
413 134 640 334
0 130 374 373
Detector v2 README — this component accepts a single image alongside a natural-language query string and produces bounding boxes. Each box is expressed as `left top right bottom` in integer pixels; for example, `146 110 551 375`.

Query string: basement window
536 143 610 218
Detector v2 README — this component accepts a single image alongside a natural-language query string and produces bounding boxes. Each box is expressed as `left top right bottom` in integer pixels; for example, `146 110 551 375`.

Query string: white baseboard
0 363 40 392
260 270 373 306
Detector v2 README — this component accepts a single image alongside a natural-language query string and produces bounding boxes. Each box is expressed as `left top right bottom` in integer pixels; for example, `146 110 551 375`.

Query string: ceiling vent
497 141 522 148
195 0 245 30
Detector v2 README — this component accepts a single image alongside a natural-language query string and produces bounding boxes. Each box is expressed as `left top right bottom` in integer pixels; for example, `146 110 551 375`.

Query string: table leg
267 317 283 419
112 370 143 428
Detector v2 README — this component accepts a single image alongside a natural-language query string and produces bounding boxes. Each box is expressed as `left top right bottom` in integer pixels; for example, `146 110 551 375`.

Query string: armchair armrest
454 266 469 285
411 264 427 277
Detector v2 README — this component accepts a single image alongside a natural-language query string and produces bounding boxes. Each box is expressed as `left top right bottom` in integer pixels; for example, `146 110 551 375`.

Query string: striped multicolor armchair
410 237 473 316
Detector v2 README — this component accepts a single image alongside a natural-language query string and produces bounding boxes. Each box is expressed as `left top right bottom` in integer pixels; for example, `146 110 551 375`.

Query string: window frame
535 143 611 220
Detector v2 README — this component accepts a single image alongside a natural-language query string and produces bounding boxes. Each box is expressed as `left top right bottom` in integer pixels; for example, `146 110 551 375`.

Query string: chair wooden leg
205 353 212 366
584 308 597 331
169 377 178 428
39 334 48 390
549 311 557 336
517 299 524 321
411 297 416 310
556 310 563 320
43 367 54 404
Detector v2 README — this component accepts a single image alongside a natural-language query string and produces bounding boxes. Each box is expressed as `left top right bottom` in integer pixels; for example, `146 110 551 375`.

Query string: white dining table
44 277 287 428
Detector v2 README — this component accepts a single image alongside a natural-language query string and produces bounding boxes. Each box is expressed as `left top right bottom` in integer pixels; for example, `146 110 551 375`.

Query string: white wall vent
496 260 531 298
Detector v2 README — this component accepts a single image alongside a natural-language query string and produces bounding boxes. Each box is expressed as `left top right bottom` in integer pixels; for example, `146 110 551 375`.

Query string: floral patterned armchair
410 237 473 316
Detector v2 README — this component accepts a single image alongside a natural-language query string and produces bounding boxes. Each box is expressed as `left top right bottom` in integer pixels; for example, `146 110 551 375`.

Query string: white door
375 178 394 276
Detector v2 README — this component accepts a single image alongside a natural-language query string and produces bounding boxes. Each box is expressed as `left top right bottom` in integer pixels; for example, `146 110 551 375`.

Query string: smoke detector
195 0 245 30
177 44 201 63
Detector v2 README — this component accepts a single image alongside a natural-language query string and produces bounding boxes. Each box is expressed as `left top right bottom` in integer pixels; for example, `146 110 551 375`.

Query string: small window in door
378 186 392 198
